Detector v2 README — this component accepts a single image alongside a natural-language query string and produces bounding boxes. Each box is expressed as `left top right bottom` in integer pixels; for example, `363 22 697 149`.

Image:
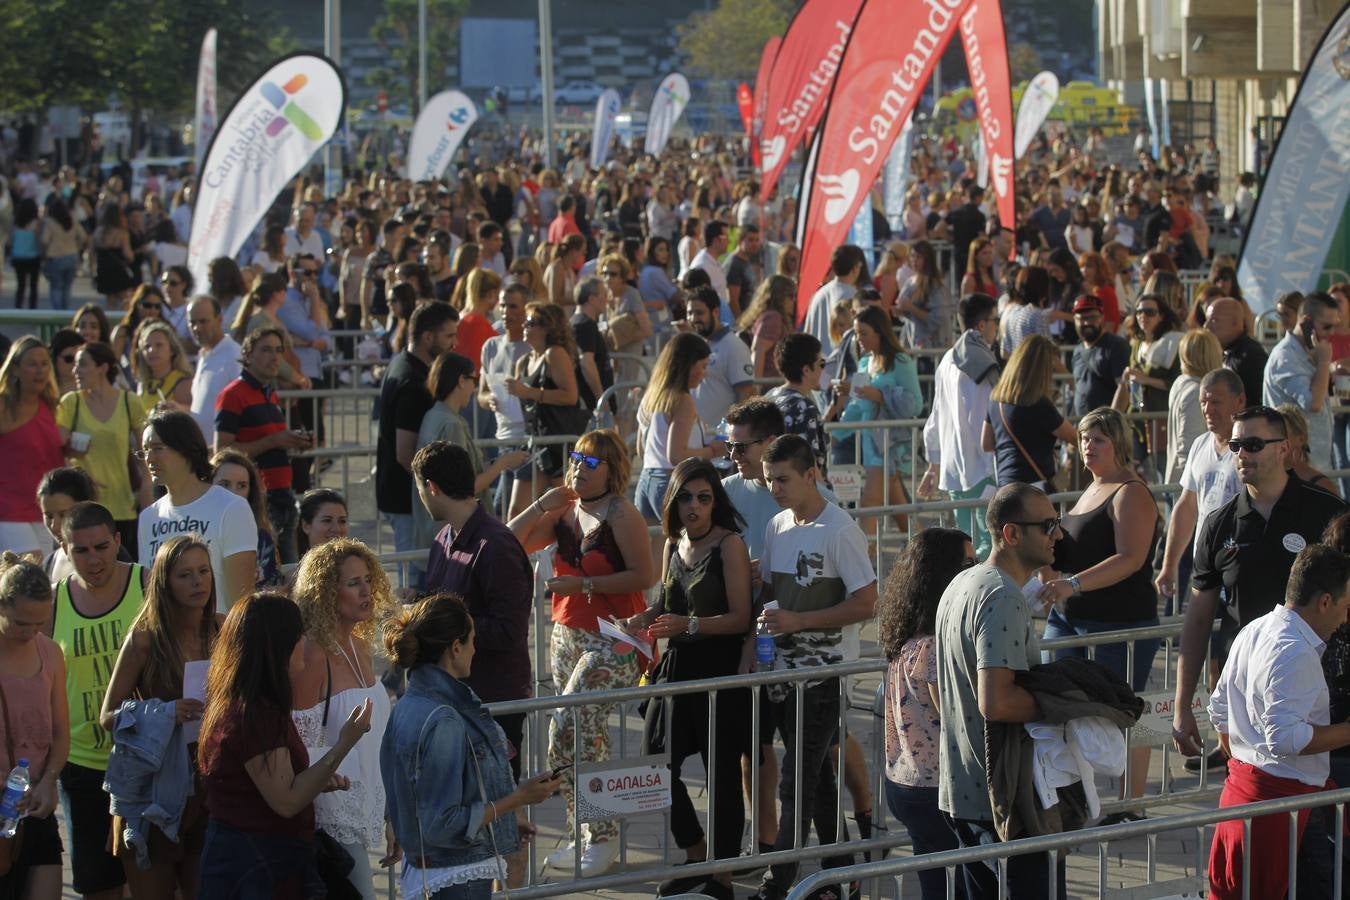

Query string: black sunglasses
140 302 163 310
525 317 546 328
1228 436 1284 454
1010 517 1062 536
568 451 601 469
725 438 764 456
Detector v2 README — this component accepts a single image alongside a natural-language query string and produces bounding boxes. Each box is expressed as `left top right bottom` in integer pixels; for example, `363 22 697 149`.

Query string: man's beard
1079 325 1101 342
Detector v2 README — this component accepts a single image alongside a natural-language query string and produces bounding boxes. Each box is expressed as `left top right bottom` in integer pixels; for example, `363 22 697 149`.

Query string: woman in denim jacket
381 594 560 899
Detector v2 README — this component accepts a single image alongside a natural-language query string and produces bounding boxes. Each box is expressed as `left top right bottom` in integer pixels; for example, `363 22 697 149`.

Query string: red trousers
1208 758 1327 900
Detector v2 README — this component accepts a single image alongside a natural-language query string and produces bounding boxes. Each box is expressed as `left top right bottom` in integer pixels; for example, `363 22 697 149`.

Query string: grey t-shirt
935 563 1040 821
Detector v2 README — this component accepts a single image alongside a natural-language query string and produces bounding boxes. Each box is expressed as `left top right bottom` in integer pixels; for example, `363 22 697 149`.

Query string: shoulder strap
997 403 1049 484
0 678 14 766
321 654 333 728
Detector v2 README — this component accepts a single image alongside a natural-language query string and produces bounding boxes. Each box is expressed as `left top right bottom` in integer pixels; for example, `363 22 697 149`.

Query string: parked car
551 81 606 106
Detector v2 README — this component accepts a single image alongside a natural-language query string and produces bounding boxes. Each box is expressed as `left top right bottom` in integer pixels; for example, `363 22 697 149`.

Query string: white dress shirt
1208 604 1329 786
923 341 995 492
803 279 856 359
689 248 729 306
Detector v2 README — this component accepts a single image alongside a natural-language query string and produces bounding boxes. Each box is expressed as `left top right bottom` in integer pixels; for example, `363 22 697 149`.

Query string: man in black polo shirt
947 182 987 282
1172 405 1346 756
1204 297 1268 407
1070 294 1130 415
375 302 458 584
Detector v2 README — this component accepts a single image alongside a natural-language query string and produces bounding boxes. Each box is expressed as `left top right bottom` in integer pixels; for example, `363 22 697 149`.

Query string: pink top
0 637 59 781
0 403 64 522
753 311 787 379
884 635 941 788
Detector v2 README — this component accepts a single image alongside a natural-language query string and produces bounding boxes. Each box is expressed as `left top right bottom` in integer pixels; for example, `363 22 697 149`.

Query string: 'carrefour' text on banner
188 53 345 292
795 0 974 321
407 90 478 182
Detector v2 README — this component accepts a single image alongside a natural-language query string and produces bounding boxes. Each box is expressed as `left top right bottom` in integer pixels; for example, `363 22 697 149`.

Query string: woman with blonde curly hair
290 538 398 900
132 320 193 409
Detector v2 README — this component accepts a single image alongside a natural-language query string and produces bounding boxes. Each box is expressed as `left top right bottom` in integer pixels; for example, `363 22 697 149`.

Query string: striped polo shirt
215 369 293 491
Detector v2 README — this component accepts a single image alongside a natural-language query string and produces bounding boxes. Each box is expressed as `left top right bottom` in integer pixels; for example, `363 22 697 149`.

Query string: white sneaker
579 839 619 877
544 842 579 870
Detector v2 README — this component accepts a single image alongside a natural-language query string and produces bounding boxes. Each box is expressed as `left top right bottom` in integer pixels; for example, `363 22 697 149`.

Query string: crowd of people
0 115 1346 900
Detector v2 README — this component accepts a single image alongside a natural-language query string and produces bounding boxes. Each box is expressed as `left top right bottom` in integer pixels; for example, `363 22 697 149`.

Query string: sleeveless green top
53 564 146 770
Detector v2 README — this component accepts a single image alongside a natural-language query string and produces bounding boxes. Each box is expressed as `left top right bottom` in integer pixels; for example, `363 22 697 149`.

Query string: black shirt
987 398 1065 486
570 312 613 411
375 351 432 514
947 202 987 280
363 248 394 317
1071 333 1130 415
1222 334 1268 407
725 253 759 308
1192 473 1346 625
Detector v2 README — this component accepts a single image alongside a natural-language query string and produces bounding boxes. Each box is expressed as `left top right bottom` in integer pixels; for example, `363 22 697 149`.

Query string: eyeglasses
1010 517 1062 536
525 318 546 328
131 446 167 460
140 302 162 311
302 269 319 279
602 270 623 278
725 438 764 456
1228 436 1284 454
1137 307 1160 317
568 451 602 469
161 279 182 288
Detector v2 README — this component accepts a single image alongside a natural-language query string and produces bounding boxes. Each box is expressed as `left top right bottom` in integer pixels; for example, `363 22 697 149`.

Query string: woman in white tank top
290 539 399 900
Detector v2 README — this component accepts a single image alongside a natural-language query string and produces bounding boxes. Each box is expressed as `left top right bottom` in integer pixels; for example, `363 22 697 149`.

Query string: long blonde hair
131 320 192 392
130 535 219 699
639 332 710 419
991 334 1057 407
0 336 58 416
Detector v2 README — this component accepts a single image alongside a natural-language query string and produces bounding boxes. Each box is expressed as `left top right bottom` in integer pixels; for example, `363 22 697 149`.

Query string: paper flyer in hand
487 375 524 423
598 617 653 660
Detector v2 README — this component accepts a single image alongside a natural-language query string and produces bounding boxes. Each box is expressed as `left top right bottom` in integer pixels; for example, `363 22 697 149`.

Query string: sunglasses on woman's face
569 451 601 469
140 302 162 311
525 318 546 328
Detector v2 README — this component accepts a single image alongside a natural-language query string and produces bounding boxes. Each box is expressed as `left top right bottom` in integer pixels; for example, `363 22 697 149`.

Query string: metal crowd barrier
786 787 1350 900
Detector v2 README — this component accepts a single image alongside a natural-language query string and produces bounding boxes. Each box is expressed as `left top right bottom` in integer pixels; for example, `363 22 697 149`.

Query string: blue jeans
950 817 1065 900
885 781 963 900
44 254 78 309
1041 608 1160 692
384 511 424 588
198 819 321 900
635 467 671 521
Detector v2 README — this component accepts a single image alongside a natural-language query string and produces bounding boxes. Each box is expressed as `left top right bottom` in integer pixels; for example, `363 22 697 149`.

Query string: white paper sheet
487 375 525 424
183 660 208 742
597 616 653 660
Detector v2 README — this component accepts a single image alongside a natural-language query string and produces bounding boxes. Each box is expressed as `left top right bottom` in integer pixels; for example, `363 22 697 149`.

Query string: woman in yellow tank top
131 321 192 411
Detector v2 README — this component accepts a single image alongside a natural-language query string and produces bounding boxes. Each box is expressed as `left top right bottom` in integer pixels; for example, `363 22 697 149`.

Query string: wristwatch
1066 574 1083 596
686 616 700 635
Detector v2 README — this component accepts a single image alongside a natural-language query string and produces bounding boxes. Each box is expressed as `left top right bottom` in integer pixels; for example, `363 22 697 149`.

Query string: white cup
1335 375 1350 395
69 431 91 453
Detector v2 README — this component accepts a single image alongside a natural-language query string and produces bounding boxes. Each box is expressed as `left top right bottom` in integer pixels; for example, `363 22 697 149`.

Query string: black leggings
12 258 40 308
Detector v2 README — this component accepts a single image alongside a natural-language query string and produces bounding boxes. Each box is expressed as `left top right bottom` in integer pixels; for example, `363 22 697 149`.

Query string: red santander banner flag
737 83 754 137
960 0 1015 232
795 0 974 319
750 37 781 170
758 0 865 202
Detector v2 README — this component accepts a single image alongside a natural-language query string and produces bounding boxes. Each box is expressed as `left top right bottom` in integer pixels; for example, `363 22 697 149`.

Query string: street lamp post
418 0 428 114
324 0 342 196
539 0 555 168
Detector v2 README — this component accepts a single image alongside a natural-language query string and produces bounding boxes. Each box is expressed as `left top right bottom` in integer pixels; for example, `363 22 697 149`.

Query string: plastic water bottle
0 759 30 838
756 602 778 667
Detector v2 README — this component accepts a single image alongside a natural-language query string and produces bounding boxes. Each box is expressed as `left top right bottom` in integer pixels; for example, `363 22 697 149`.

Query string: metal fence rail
786 786 1350 900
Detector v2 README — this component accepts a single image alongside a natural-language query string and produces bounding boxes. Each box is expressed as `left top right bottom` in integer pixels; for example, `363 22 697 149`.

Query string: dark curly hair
878 528 972 660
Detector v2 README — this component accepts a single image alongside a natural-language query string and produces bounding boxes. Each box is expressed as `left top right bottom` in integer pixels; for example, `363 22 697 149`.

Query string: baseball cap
1072 294 1104 314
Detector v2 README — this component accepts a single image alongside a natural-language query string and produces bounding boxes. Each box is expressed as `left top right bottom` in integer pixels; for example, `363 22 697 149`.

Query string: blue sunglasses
569 451 601 470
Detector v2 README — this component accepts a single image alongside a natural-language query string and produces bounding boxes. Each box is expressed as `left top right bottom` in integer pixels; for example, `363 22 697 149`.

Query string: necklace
686 523 714 542
578 490 611 505
335 634 369 690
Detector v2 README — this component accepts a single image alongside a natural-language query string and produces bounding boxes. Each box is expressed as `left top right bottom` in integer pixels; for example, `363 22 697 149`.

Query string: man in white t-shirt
685 286 754 429
138 410 257 611
803 244 866 358
187 297 241 446
688 220 732 318
753 434 876 900
1156 367 1246 607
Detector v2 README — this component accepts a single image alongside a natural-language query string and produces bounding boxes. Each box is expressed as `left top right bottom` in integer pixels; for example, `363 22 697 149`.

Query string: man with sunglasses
1069 294 1129 416
935 483 1065 899
1173 405 1346 762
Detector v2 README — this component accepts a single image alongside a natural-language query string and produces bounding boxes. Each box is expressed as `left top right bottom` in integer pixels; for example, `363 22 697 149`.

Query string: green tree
366 0 471 116
677 0 797 82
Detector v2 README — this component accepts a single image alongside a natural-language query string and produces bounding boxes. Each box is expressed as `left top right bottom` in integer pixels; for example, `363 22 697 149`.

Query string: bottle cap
16 758 27 768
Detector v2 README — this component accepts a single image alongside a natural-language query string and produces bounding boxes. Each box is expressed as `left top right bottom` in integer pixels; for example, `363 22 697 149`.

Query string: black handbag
312 658 361 900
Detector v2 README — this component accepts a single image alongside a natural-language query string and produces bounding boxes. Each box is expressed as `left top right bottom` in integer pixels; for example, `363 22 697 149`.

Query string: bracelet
536 386 544 401
582 576 594 596
531 499 546 515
